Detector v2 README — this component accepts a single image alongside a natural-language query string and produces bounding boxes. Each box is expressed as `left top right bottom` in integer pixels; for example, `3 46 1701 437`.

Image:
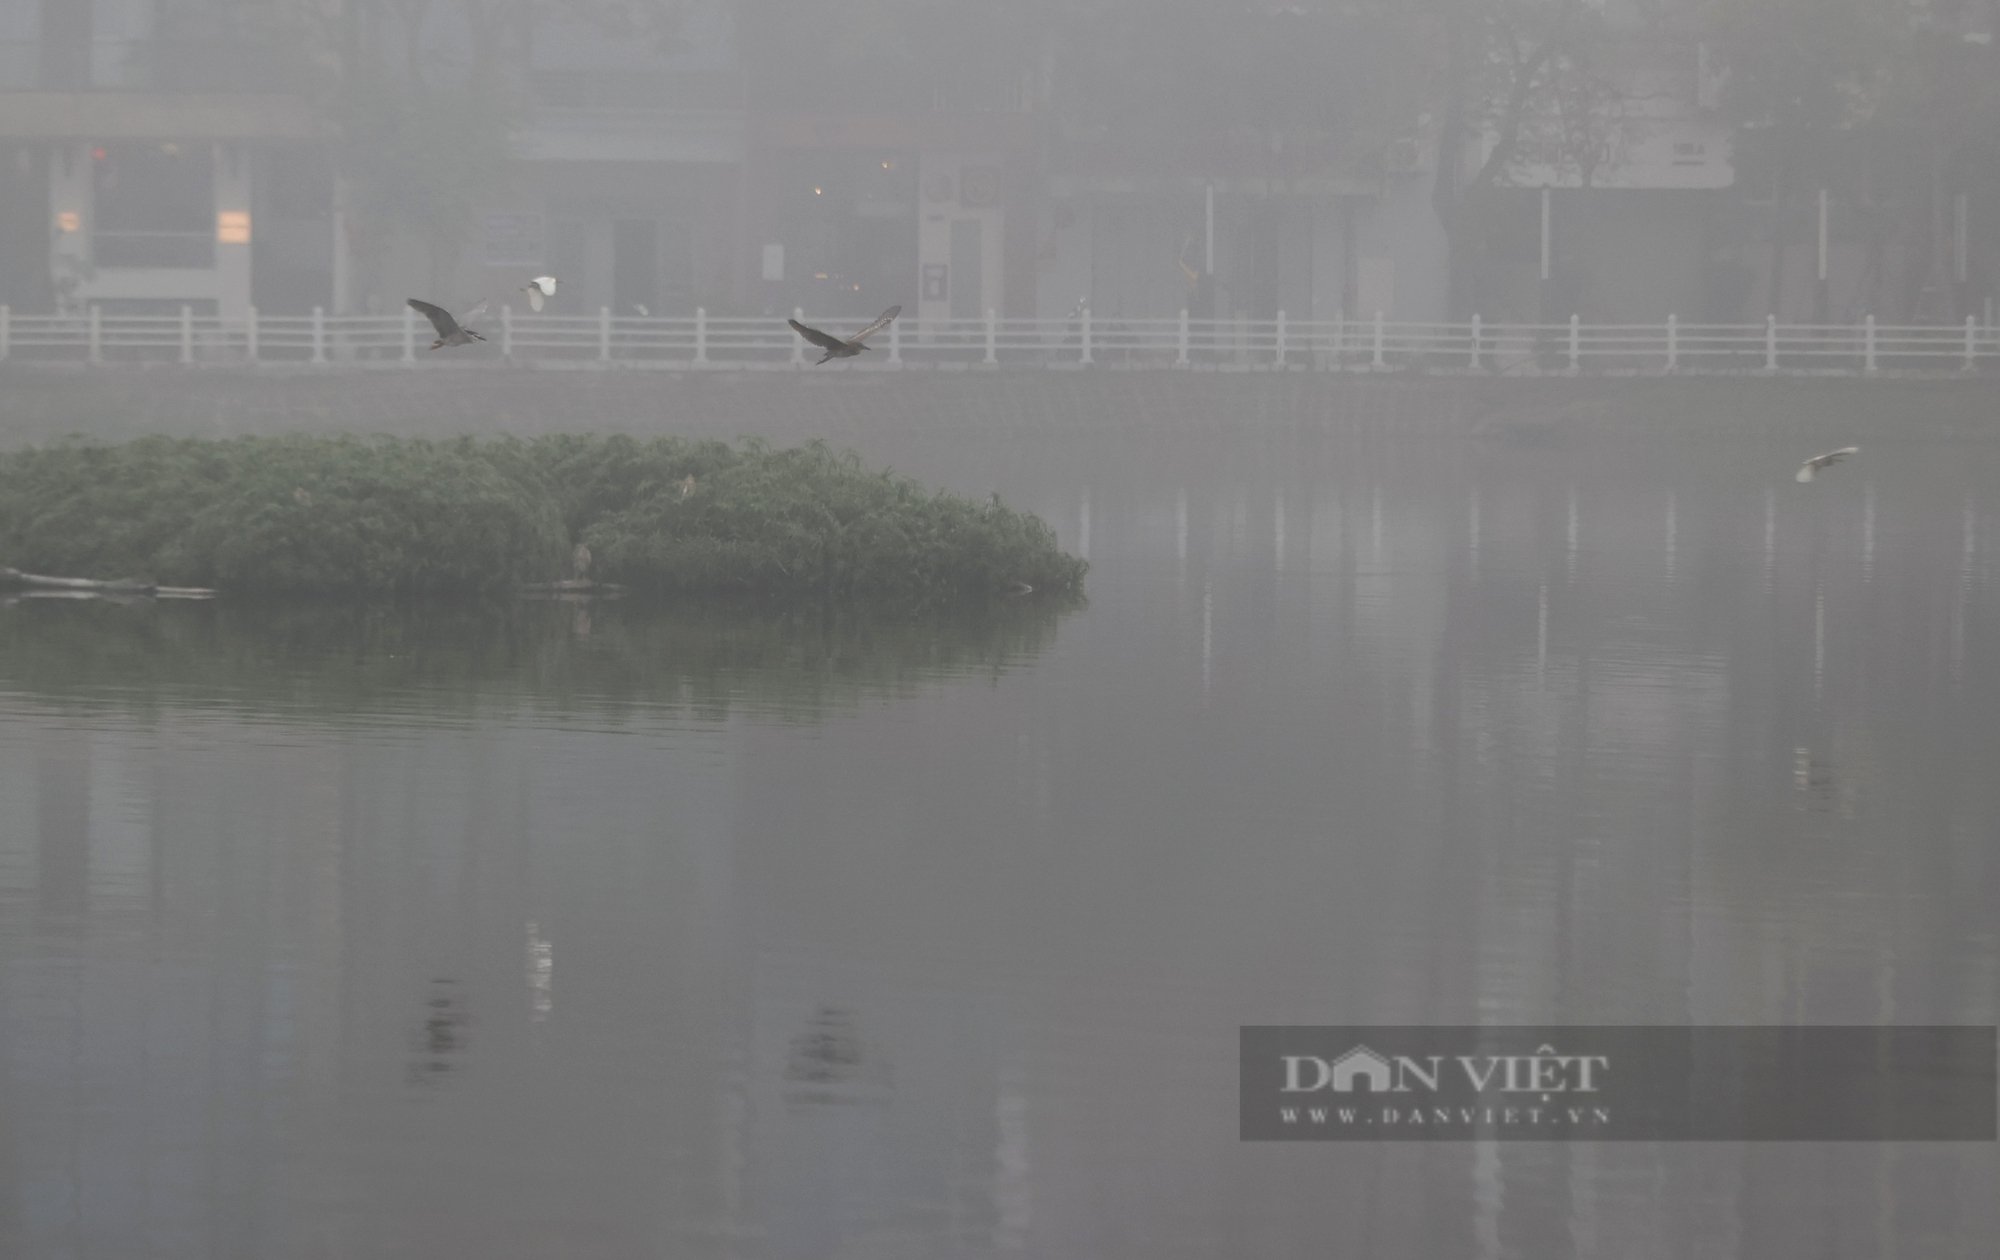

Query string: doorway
949 218 981 319
613 219 658 317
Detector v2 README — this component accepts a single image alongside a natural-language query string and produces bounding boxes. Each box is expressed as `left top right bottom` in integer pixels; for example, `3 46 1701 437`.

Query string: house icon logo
1329 1045 1395 1093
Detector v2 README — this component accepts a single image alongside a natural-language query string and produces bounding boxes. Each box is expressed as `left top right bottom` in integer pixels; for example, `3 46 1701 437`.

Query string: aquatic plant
0 434 1086 603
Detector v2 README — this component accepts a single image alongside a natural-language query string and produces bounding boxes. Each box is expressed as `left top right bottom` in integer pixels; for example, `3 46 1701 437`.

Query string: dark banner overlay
1241 1026 1996 1141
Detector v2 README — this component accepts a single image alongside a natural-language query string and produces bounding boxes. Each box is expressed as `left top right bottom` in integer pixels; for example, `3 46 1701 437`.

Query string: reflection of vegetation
0 594 1079 725
0 435 1086 603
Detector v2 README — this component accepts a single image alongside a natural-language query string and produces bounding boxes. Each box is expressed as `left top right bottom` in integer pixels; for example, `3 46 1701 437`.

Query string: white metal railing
1 305 1995 375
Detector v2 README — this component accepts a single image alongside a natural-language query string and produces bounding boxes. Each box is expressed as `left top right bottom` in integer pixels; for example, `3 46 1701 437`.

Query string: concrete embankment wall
2 364 1993 454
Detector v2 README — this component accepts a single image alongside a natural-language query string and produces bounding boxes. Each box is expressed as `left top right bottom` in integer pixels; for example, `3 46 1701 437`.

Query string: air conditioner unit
1384 138 1424 174
959 166 1002 207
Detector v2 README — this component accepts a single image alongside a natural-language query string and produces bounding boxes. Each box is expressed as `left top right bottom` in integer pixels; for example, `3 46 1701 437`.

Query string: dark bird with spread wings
1795 446 1859 483
407 299 487 350
789 305 901 364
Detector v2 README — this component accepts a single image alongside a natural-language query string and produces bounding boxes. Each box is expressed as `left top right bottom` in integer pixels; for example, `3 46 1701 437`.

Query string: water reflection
411 978 471 1086
0 595 1078 725
0 417 1994 1258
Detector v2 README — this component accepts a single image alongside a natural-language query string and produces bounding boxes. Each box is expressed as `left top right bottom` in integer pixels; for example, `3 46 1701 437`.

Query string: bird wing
845 305 902 345
1806 446 1859 468
526 288 545 312
461 298 492 322
789 319 846 351
528 276 557 296
1795 465 1817 483
408 299 460 337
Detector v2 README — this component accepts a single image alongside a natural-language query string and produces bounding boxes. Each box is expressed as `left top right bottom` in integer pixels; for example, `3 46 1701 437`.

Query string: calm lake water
2 412 1996 1258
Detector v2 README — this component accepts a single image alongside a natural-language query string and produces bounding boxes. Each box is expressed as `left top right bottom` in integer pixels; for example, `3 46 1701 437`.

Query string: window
92 141 216 268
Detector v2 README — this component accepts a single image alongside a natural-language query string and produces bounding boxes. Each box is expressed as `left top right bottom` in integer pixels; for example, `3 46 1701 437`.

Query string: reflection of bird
407 298 486 349
523 275 557 312
1795 446 1859 483
789 305 901 364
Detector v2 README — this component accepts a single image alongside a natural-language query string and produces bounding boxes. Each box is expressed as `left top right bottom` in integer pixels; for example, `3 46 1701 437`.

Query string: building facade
0 0 331 320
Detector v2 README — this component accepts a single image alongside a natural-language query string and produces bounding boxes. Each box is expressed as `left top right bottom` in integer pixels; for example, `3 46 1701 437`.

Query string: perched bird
407 298 486 349
789 305 901 364
1795 446 1859 483
523 275 558 312
678 474 697 500
571 542 591 580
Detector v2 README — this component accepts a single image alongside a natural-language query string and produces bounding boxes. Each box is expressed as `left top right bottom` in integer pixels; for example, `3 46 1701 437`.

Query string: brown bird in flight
408 299 486 349
789 305 901 364
1795 446 1859 483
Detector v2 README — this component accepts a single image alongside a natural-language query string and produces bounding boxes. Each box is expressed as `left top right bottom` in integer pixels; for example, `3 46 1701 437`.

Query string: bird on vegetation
679 475 697 500
523 275 557 312
1795 446 1859 483
407 298 486 349
788 305 901 363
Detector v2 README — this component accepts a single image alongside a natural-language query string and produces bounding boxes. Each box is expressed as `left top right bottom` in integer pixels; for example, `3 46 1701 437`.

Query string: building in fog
0 0 333 319
439 1 744 322
1453 0 1736 324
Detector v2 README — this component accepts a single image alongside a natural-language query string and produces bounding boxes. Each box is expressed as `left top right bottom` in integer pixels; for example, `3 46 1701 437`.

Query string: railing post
694 306 708 363
1176 308 1189 365
1080 305 1093 365
1568 313 1580 372
888 311 901 363
985 307 997 365
792 307 806 365
1371 309 1385 369
244 304 259 363
1666 313 1678 371
180 304 194 364
598 306 612 361
311 305 326 363
501 303 514 359
1274 309 1287 367
1333 309 1345 368
0 304 10 361
1965 314 1977 371
1764 314 1777 371
88 304 102 364
1469 313 1482 370
1864 314 1876 373
402 304 416 362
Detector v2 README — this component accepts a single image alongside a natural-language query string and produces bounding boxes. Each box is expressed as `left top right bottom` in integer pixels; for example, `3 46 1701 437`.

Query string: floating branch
0 567 216 599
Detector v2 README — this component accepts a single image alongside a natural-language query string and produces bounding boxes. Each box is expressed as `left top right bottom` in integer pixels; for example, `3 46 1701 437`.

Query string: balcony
0 37 304 94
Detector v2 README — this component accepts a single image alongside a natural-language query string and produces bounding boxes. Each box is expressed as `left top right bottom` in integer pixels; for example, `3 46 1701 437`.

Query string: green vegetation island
0 434 1086 605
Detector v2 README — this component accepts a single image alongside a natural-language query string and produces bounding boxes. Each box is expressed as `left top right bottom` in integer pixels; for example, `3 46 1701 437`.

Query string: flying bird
407 298 486 349
1795 446 1859 483
789 305 901 364
523 275 557 312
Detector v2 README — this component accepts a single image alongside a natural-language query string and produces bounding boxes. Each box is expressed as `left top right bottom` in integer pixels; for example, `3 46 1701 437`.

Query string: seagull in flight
407 299 486 349
789 305 901 364
1795 446 1859 483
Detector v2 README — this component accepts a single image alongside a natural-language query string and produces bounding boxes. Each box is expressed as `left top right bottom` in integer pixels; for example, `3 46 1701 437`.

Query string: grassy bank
0 434 1086 603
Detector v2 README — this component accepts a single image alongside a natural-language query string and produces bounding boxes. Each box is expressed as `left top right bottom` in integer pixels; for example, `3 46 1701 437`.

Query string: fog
2 3 1998 1258
3 1 1994 326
